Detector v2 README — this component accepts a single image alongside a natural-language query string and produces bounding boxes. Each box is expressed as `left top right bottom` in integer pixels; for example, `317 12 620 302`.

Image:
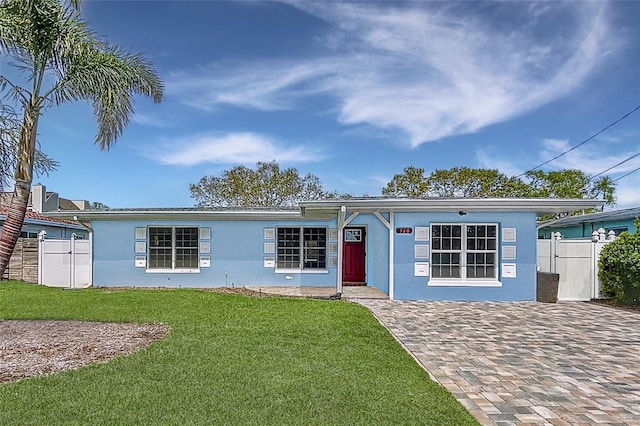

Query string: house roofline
537 206 640 228
44 208 304 221
42 198 604 222
300 197 604 217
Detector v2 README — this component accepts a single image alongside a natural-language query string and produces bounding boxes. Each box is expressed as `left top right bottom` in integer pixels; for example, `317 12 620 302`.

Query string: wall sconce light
458 211 467 216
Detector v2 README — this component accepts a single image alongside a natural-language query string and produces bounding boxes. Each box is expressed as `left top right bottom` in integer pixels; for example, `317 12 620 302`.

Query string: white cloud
131 112 172 128
476 149 525 177
482 137 640 207
538 138 640 208
537 138 640 176
148 132 327 166
166 1 614 147
166 61 337 112
614 180 640 209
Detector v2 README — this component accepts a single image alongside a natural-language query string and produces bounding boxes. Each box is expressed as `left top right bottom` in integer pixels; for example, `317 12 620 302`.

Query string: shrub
598 218 640 303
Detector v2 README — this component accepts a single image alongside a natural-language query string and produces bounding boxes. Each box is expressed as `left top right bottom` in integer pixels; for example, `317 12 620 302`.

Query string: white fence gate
38 232 92 288
537 229 614 301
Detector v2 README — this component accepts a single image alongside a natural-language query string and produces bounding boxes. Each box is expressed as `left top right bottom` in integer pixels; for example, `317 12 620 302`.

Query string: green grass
0 281 478 425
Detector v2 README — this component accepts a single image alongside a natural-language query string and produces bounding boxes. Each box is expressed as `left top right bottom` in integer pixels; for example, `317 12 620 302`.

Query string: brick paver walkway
355 300 640 426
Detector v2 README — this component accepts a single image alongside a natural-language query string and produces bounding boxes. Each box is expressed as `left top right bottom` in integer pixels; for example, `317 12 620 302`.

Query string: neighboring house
538 207 640 239
0 184 90 239
46 197 600 301
0 206 89 239
0 183 90 214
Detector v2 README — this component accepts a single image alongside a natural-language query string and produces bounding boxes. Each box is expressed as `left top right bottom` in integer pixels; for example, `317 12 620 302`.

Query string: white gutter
44 209 303 221
300 198 604 214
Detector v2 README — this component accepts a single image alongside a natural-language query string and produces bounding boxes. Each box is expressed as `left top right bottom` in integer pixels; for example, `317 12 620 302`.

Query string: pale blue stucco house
47 198 600 301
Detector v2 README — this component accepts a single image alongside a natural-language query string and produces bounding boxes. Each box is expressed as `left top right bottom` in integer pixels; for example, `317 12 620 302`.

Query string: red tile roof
0 206 81 226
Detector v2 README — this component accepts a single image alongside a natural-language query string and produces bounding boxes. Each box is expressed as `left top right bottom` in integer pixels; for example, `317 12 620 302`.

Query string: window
345 229 362 242
431 224 497 281
19 231 38 238
277 227 326 270
148 227 199 270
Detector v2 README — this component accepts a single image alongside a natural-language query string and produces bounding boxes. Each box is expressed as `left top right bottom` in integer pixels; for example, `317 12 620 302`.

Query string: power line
515 103 640 178
612 166 640 183
591 150 640 179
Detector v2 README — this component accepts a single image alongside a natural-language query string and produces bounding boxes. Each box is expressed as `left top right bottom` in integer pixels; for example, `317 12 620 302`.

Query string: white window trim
428 223 500 286
146 226 200 273
146 268 200 274
275 226 328 272
274 268 329 274
428 280 502 287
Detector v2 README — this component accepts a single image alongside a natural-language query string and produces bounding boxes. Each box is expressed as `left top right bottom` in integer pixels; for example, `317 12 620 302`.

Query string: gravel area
0 320 169 384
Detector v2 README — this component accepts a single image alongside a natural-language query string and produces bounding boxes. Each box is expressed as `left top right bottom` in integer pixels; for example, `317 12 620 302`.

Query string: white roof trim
299 198 604 216
44 209 304 221
42 198 604 221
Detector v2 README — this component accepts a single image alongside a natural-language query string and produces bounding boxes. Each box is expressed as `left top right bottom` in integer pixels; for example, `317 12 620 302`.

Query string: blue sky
5 0 640 208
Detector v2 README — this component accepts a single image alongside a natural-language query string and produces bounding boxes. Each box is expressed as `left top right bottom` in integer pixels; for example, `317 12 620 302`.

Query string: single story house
538 207 640 239
46 197 601 301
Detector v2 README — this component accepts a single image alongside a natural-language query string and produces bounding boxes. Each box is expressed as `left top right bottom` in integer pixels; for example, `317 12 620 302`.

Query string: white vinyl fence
38 231 92 288
537 228 615 301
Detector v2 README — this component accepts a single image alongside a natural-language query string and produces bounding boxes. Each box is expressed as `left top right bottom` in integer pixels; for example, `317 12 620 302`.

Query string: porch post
336 206 346 295
389 212 395 300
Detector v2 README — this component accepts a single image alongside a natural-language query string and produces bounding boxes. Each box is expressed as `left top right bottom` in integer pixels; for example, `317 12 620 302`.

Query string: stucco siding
392 212 537 301
91 218 338 288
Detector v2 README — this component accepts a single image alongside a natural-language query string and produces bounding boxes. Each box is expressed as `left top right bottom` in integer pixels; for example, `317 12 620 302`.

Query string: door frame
342 226 366 285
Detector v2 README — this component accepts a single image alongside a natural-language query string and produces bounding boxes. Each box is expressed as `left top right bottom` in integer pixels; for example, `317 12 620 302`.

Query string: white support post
336 206 346 295
70 233 77 289
37 230 47 285
389 212 395 300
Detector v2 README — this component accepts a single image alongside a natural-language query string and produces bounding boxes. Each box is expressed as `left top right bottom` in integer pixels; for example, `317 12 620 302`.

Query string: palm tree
0 0 163 276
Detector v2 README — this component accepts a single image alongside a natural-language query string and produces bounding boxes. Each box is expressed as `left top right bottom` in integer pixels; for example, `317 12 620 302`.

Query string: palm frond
54 42 163 150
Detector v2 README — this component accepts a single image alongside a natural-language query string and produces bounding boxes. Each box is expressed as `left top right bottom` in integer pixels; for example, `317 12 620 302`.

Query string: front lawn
0 281 478 425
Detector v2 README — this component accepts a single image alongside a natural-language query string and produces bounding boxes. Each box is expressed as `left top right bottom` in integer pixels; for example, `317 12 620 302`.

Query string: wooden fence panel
1 238 39 283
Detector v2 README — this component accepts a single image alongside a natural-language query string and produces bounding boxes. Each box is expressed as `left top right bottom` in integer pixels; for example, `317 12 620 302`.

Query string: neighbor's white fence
38 231 92 288
537 228 615 301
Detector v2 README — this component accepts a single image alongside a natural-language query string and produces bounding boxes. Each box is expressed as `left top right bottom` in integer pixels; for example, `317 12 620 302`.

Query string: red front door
343 227 366 284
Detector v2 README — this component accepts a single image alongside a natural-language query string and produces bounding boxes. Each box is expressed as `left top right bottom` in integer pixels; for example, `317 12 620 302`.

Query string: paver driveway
355 300 640 426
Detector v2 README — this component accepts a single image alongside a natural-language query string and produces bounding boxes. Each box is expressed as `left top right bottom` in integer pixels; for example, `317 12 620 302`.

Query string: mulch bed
0 320 169 384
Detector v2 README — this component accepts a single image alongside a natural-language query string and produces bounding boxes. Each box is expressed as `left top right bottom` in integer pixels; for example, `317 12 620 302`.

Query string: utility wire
515 103 640 178
612 166 640 183
590 150 640 179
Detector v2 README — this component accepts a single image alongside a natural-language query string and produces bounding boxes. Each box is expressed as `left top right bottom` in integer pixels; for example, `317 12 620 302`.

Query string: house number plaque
396 227 413 234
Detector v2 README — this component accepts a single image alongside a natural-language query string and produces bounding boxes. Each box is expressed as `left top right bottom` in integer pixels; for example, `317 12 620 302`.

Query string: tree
383 166 532 198
190 161 337 208
426 167 532 198
525 170 615 211
382 166 616 210
382 166 430 197
0 102 58 191
0 0 163 276
90 201 109 210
